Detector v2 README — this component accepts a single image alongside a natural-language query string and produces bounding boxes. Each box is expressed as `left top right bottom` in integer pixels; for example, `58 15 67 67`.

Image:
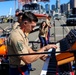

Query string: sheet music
56 42 60 55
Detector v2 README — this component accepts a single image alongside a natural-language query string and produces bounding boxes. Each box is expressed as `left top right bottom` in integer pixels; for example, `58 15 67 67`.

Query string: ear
24 22 27 24
24 21 28 24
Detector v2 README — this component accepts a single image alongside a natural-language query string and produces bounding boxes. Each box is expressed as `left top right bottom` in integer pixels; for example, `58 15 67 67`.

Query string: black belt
10 65 24 68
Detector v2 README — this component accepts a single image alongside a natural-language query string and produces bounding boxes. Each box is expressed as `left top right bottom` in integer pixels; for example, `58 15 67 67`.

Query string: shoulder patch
16 42 23 51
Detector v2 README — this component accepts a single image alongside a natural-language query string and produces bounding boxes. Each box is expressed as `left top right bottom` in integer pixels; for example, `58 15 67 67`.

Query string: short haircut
17 13 23 17
15 9 19 13
22 12 38 23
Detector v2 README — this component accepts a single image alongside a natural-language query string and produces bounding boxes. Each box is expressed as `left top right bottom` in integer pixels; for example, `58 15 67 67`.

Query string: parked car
66 14 76 26
53 14 61 20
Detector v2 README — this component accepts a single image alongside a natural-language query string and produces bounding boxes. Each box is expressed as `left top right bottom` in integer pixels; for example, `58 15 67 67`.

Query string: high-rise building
51 4 55 11
56 0 60 13
70 0 76 8
60 4 68 14
73 0 76 7
70 0 76 14
45 4 50 14
67 2 70 12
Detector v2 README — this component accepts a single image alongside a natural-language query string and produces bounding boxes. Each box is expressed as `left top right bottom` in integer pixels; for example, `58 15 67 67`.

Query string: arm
11 34 57 64
20 44 57 64
45 27 48 40
46 19 51 28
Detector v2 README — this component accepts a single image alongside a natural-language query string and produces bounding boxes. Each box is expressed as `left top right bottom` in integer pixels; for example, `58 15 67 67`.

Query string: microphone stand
53 20 56 42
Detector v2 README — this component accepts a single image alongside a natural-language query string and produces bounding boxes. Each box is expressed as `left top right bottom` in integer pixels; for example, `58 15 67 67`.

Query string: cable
0 49 76 57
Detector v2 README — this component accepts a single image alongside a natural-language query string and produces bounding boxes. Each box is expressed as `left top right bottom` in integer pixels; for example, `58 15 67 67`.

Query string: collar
17 26 27 38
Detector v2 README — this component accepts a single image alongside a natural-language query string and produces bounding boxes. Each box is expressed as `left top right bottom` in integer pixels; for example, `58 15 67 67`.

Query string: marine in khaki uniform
13 11 35 71
7 12 57 75
8 26 29 66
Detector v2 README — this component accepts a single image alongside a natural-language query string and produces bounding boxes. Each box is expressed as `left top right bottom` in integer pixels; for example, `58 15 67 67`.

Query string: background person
7 12 57 75
46 15 52 43
12 9 23 29
38 21 48 48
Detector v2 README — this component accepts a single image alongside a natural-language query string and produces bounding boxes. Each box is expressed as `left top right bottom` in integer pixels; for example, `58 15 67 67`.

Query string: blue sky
0 0 69 16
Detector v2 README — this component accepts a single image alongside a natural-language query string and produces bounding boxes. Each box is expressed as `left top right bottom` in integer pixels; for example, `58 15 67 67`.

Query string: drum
0 38 7 55
0 38 5 45
0 45 7 55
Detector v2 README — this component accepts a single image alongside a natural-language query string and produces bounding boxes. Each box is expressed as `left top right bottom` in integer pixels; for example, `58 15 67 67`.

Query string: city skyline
0 0 69 16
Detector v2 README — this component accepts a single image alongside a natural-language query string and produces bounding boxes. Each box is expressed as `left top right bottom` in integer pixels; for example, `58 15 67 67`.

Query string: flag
18 0 25 5
37 0 50 2
18 0 32 5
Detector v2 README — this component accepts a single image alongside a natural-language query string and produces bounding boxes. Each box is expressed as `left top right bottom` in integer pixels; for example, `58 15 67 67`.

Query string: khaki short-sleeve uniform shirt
46 19 51 26
7 26 30 66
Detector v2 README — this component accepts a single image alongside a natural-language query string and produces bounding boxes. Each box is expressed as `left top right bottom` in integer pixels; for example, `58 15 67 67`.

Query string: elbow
20 56 34 64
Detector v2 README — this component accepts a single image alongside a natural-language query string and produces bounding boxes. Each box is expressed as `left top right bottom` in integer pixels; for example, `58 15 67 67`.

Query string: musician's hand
44 44 57 51
40 54 48 61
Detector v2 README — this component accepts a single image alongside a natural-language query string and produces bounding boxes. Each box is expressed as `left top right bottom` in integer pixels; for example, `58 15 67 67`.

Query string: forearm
29 47 46 62
48 24 51 28
20 47 46 64
21 45 57 64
